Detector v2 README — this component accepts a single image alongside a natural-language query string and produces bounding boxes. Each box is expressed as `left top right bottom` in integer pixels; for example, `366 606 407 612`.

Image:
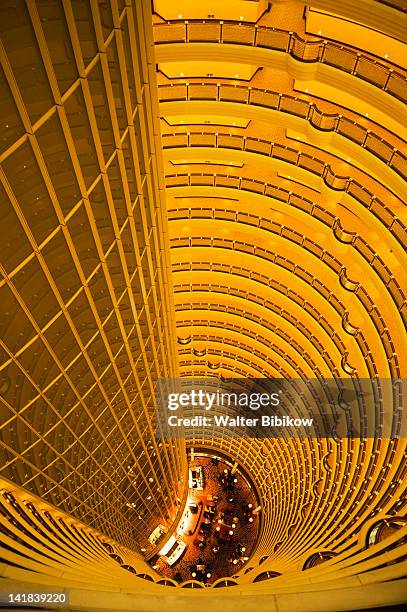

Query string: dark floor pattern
151 455 260 584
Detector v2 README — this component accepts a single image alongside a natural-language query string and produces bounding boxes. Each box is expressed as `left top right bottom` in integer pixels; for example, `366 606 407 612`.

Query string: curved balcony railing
170 234 399 380
165 172 405 351
157 83 406 182
376 0 407 10
162 131 406 250
173 261 350 370
153 20 407 104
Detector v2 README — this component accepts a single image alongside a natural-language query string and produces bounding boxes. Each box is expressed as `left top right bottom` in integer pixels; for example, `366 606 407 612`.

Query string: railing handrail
375 0 407 11
162 128 397 181
163 130 349 180
161 130 366 181
165 172 404 349
153 19 407 102
158 83 406 182
164 167 405 243
166 172 402 377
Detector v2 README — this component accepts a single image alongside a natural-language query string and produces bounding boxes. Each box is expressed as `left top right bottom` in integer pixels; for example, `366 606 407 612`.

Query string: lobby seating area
151 455 260 583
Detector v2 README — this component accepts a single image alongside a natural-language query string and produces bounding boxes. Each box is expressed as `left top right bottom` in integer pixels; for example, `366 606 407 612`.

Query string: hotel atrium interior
0 0 406 610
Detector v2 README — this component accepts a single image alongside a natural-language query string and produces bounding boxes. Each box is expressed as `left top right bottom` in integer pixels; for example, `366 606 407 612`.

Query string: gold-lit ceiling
0 1 406 610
